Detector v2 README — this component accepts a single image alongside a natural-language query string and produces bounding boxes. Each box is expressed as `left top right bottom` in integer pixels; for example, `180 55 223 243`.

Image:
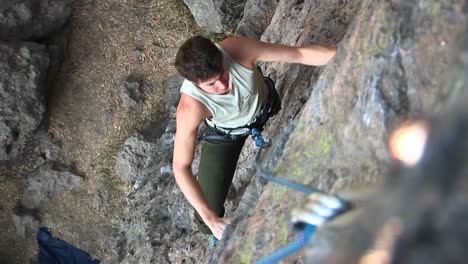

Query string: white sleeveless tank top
180 43 268 129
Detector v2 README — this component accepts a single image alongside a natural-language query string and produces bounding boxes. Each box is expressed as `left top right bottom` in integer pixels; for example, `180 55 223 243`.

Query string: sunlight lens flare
389 121 428 166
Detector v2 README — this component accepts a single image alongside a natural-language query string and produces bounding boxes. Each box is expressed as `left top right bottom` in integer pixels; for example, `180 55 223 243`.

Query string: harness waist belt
200 76 280 141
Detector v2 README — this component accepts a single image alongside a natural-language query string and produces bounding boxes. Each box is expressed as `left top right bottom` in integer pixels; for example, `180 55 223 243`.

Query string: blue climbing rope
256 224 316 264
251 128 272 148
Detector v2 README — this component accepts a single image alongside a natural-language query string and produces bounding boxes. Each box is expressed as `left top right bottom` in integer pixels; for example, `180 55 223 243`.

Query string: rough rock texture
7 164 83 261
252 0 362 153
0 129 63 263
115 126 166 184
215 0 467 263
0 1 74 262
119 77 145 111
0 0 72 161
183 0 247 33
0 0 73 41
36 131 62 164
163 74 184 113
0 41 50 160
235 0 279 39
305 21 468 264
11 213 40 240
20 166 83 210
112 72 212 263
114 119 209 264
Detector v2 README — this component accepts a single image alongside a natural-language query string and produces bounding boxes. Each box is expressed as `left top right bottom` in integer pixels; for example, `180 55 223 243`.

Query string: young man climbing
172 35 336 241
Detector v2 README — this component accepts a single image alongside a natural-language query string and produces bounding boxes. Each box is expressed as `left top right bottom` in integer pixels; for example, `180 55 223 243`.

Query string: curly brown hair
175 36 223 83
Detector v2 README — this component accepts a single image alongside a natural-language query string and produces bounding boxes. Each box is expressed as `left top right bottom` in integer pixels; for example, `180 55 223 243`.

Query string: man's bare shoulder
177 93 212 123
218 36 251 46
218 36 257 68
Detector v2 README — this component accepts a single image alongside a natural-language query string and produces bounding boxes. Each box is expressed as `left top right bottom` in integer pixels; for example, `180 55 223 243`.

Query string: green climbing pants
194 137 247 234
193 76 281 234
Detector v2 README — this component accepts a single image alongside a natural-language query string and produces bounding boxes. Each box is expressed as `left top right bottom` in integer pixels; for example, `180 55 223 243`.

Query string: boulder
119 77 145 111
114 119 202 264
11 213 40 239
0 41 49 160
183 0 247 33
235 0 279 39
20 167 83 209
0 0 73 41
115 131 162 184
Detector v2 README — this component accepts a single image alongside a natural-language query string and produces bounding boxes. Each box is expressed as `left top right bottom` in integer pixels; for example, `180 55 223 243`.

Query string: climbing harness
198 76 280 142
252 129 351 264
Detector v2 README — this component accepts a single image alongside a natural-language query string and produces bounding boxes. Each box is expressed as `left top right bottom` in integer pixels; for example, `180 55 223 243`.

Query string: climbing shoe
208 235 218 249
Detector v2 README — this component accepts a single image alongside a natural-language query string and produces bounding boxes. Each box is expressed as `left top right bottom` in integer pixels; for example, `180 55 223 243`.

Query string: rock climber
172 35 336 241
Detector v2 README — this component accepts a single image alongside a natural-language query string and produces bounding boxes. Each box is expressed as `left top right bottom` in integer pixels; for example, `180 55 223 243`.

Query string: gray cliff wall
216 0 467 263
0 0 72 160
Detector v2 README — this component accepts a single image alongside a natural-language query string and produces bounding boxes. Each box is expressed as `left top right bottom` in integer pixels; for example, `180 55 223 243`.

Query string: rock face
235 0 279 38
119 77 145 111
115 119 209 264
305 21 468 264
113 72 212 263
115 129 165 184
183 0 247 33
215 0 467 263
11 213 40 240
0 0 73 41
0 42 50 160
12 166 83 242
0 0 73 161
20 167 83 210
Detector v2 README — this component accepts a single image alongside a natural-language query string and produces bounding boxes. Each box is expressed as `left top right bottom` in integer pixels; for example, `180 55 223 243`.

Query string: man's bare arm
220 36 336 68
172 94 228 239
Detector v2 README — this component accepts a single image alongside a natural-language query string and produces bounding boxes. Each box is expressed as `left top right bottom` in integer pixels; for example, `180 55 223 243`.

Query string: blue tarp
37 227 100 264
